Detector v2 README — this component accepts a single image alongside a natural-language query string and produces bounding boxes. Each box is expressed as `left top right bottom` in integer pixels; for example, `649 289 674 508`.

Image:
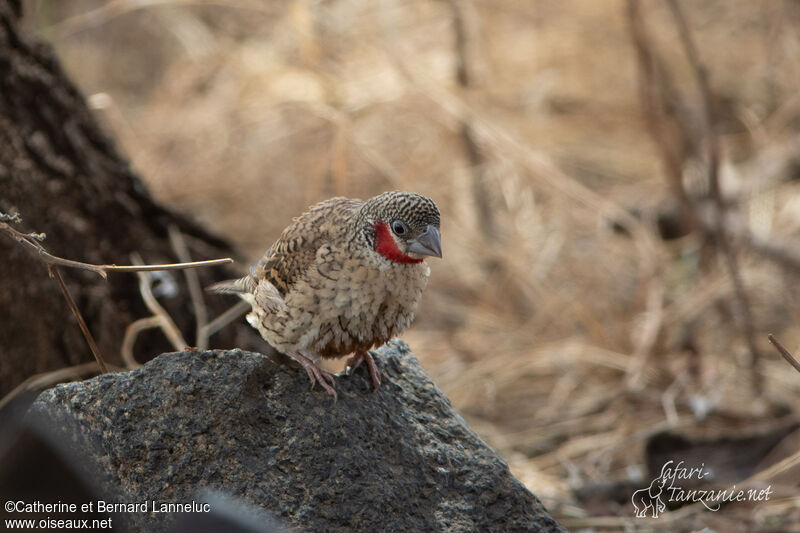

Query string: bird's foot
346 350 382 390
292 352 337 401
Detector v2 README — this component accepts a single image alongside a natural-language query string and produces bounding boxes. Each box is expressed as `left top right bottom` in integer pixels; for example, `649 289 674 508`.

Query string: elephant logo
631 470 669 518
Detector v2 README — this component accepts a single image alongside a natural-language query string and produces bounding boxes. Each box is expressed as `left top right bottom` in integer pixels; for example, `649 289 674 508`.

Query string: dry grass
22 0 800 529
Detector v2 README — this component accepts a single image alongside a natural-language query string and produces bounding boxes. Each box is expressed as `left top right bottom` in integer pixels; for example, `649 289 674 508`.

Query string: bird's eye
391 220 408 236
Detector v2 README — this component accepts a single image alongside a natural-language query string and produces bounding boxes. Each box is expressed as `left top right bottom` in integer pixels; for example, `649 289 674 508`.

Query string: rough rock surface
29 341 564 532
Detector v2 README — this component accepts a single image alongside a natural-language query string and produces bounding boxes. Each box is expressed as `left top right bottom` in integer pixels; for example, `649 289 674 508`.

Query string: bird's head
360 191 442 264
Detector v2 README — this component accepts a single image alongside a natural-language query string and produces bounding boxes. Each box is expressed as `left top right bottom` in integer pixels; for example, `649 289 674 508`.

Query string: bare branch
121 316 162 369
767 334 800 375
132 254 188 352
667 0 763 393
0 211 21 223
626 0 695 228
168 225 209 349
199 300 250 343
2 220 109 278
101 258 233 273
2 211 234 376
49 265 109 373
0 361 110 412
446 0 495 240
1 218 232 279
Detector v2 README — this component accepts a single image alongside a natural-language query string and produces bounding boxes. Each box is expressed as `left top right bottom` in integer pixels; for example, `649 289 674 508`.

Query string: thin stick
1 220 232 279
49 265 109 373
48 0 274 40
168 225 209 349
667 0 763 393
121 316 162 368
100 258 232 273
626 0 696 228
767 334 800 374
132 254 187 351
199 300 251 342
3 221 108 278
748 444 800 482
0 361 106 412
4 211 234 383
446 0 495 240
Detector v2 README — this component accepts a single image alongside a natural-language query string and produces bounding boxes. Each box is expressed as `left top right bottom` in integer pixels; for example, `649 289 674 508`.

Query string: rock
28 340 564 532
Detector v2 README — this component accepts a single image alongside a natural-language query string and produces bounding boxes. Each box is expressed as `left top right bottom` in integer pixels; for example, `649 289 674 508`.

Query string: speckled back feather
254 197 361 295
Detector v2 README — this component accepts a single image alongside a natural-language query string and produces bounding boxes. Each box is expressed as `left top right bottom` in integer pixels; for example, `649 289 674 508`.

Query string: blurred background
21 0 800 529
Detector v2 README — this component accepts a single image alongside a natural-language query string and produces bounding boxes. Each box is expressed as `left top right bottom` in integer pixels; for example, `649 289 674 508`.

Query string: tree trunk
0 0 255 397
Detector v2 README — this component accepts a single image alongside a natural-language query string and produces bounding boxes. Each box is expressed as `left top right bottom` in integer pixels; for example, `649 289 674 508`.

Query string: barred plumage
210 191 442 400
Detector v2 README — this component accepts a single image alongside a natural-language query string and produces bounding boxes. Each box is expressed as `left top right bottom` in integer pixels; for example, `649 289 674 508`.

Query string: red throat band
373 221 423 264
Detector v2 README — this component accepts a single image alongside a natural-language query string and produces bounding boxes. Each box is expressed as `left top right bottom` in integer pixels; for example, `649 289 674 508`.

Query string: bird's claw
346 350 382 390
293 353 337 402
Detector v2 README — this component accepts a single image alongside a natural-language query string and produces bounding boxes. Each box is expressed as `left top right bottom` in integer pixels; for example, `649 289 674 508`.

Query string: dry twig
49 264 109 373
125 228 252 362
446 0 495 240
1 211 233 374
131 253 188 352
47 0 275 39
1 217 231 279
767 334 800 375
0 361 117 412
666 0 763 394
121 316 163 368
168 225 210 349
198 300 250 345
627 0 695 228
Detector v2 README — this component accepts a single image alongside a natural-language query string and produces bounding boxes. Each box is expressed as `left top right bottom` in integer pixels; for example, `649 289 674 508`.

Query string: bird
209 191 442 400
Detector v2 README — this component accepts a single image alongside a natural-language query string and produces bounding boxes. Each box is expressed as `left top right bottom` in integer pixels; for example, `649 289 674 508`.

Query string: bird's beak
407 225 442 258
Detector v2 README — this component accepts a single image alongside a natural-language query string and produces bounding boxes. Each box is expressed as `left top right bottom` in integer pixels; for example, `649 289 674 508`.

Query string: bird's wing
253 197 362 295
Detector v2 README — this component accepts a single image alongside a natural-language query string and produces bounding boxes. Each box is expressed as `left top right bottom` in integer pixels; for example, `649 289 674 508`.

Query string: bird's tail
206 275 257 295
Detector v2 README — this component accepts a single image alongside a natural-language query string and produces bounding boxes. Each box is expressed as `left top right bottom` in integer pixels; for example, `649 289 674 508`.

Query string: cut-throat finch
210 191 442 400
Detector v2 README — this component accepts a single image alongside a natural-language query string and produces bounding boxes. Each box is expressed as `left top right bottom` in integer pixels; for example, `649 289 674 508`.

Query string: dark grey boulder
28 340 564 532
